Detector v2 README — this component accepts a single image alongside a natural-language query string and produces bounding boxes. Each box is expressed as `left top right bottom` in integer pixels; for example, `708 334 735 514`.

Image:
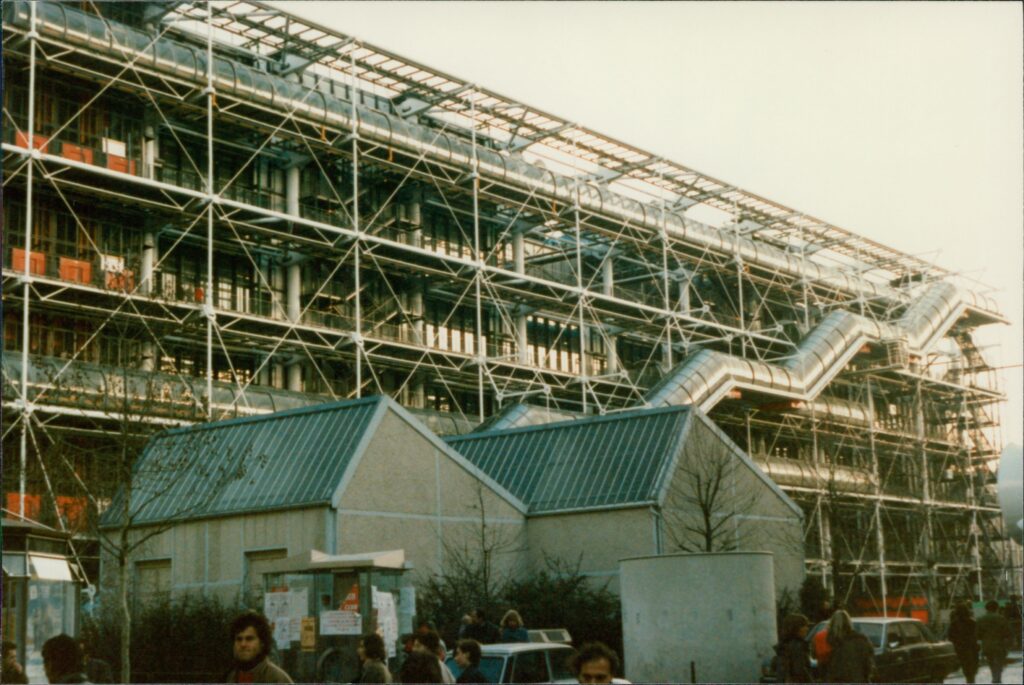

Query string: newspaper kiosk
260 549 412 682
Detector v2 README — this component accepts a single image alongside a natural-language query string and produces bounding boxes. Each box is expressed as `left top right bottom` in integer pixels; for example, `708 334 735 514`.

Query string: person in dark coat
947 602 979 684
42 634 89 684
224 611 293 683
461 609 500 645
355 633 392 683
454 640 489 683
398 652 442 684
774 614 812 683
976 599 1012 684
823 610 874 683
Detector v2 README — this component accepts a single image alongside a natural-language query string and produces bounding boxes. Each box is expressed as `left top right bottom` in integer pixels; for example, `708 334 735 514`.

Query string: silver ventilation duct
754 458 877 495
474 403 585 432
645 281 981 411
3 1 1002 318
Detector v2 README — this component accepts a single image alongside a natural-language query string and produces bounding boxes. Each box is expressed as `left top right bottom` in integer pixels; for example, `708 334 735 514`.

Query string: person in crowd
415 620 447 655
453 639 488 684
499 610 528 643
1002 595 1022 649
78 639 112 684
398 652 442 684
400 633 416 659
774 613 812 683
412 630 454 684
224 610 293 683
976 599 1012 684
947 602 980 684
570 642 619 685
41 634 88 684
2 641 29 685
355 633 392 683
823 610 874 683
461 609 500 645
457 614 473 639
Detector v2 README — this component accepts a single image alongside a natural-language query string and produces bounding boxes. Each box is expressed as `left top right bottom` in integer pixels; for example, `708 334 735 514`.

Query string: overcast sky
269 1 1023 445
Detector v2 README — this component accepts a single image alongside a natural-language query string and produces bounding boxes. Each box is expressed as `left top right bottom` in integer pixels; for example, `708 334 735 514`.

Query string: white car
445 642 630 684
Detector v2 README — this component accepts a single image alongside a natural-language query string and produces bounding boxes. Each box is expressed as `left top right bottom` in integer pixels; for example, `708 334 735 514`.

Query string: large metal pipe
645 281 981 411
3 1 1001 319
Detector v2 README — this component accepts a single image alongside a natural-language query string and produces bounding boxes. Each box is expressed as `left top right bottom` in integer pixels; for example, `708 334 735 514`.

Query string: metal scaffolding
2 0 1019 608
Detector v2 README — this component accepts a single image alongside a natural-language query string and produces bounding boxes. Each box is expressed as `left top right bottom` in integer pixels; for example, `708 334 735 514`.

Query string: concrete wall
620 552 777 683
525 507 656 594
336 410 527 584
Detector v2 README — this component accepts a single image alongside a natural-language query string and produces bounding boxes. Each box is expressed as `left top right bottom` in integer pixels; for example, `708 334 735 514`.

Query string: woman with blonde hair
500 609 528 643
824 610 874 683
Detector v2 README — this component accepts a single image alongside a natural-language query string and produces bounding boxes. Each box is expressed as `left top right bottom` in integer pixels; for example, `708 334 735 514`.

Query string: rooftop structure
2 0 1018 611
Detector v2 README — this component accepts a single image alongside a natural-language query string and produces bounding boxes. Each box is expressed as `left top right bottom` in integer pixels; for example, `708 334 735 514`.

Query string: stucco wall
526 507 656 594
337 410 527 583
101 506 327 605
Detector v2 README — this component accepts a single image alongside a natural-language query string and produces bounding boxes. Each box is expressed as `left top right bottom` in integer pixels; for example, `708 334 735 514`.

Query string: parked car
761 617 957 683
446 642 576 683
445 642 631 684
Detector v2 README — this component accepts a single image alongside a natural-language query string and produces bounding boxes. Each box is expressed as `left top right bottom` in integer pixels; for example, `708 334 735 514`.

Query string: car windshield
853 622 885 648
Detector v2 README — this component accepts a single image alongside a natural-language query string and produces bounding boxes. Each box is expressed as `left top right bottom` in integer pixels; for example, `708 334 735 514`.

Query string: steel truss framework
2 1 1019 608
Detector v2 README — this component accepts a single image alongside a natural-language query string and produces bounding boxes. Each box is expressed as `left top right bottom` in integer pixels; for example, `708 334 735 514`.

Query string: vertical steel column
915 380 936 614
285 164 303 392
350 49 362 397
660 186 672 372
17 1 39 517
140 125 159 372
204 7 215 419
469 90 484 422
603 258 617 375
866 378 889 616
513 231 528 364
811 415 831 587
574 180 587 412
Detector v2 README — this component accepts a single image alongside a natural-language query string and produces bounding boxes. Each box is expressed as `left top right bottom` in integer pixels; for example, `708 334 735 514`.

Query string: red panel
14 131 49 152
59 257 93 284
4 492 42 520
105 269 135 292
11 248 47 276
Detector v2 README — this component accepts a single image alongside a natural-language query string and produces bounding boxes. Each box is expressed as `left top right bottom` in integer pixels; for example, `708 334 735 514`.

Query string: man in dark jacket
454 640 489 683
225 611 293 683
2 641 28 685
976 600 1012 684
461 609 500 645
42 635 89 684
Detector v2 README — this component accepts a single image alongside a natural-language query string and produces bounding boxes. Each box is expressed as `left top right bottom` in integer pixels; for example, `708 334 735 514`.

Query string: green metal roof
101 396 386 527
446 405 694 514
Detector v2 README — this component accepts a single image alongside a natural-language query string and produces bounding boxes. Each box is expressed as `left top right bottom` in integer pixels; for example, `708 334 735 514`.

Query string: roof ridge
447 403 692 442
159 394 386 436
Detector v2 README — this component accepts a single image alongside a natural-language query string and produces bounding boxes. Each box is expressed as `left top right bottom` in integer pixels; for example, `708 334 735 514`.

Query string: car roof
481 642 574 655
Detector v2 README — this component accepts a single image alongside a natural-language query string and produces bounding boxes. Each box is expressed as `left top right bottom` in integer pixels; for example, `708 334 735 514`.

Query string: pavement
945 650 1022 684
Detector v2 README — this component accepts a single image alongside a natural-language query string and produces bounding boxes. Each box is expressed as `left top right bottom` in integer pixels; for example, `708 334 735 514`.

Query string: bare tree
40 360 254 683
661 421 773 553
418 484 523 640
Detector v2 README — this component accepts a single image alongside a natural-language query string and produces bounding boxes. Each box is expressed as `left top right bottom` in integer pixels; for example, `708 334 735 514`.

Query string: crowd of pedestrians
773 598 1020 684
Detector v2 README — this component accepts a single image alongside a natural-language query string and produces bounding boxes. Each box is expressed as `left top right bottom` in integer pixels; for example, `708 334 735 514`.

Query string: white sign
273 617 301 646
319 610 362 636
101 254 125 273
372 587 399 659
102 137 126 157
